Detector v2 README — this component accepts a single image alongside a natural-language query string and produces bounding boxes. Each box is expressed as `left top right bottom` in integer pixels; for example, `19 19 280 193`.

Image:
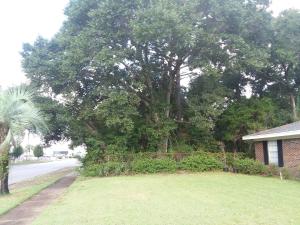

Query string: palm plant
0 86 46 194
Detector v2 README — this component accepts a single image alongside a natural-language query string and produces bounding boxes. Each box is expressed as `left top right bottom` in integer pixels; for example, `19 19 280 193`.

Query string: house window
267 141 278 165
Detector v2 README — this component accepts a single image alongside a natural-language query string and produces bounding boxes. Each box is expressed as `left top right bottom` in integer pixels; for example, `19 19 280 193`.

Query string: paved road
8 159 80 185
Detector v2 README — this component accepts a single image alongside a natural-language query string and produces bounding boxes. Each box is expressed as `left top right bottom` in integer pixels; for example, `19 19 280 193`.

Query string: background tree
33 145 44 158
250 10 300 121
12 146 23 159
0 86 46 194
215 98 289 155
270 10 300 120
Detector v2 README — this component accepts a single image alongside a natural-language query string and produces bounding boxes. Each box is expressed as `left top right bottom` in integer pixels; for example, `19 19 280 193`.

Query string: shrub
265 164 280 176
233 158 267 175
171 144 194 153
280 168 291 179
12 146 23 159
33 145 44 158
82 162 128 177
131 158 177 174
178 153 223 172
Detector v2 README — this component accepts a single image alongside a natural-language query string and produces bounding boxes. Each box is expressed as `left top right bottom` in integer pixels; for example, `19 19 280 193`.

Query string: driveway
9 159 80 185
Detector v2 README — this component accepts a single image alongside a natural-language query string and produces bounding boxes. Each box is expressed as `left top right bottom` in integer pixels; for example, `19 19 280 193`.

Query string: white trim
242 130 300 141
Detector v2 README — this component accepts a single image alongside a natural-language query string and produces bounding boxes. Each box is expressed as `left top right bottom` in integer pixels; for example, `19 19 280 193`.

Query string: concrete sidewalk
0 173 77 225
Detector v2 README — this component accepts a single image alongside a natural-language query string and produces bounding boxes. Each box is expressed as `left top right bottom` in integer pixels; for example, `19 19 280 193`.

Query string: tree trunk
0 124 10 195
0 148 9 195
160 59 182 152
175 68 182 121
161 75 173 153
290 94 298 121
233 140 238 159
0 168 9 195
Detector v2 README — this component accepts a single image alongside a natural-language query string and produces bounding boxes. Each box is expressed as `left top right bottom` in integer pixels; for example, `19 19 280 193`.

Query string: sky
0 0 300 89
0 0 69 88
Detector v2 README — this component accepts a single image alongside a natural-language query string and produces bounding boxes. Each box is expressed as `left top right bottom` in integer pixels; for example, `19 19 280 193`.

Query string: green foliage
33 95 69 144
21 0 275 155
81 151 291 179
131 158 177 174
280 168 291 180
188 71 229 131
0 86 47 138
215 97 287 152
82 162 128 177
96 91 140 134
178 153 222 172
12 146 23 159
233 159 267 175
253 10 300 120
170 143 194 153
33 145 44 158
265 164 280 177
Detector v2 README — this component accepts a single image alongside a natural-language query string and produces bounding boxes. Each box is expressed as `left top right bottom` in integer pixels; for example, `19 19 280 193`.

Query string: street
9 159 80 184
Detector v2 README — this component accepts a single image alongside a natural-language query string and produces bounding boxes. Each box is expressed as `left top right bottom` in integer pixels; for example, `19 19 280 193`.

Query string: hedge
131 158 177 174
81 151 286 179
82 162 129 177
178 153 223 172
233 158 267 175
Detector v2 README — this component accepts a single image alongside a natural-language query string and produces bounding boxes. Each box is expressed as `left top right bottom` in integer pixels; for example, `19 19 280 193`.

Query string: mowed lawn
33 173 300 225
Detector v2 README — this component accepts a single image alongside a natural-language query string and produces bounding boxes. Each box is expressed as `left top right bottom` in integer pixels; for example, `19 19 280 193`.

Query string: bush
33 145 44 158
178 153 222 172
82 162 128 177
12 146 23 159
233 158 267 175
171 144 194 153
280 168 291 179
265 164 280 176
131 158 177 174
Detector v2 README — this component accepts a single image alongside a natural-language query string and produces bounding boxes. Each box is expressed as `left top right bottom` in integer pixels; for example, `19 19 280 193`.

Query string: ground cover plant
32 173 300 225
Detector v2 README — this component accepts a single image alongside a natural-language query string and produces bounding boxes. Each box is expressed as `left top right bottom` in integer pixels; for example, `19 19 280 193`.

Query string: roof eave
243 131 300 141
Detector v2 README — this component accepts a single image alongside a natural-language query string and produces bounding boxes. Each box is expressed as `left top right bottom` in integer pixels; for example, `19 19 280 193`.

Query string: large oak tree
22 0 272 154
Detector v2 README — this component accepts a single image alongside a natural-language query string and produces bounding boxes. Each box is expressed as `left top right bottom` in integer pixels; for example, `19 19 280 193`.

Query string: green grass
33 173 300 225
0 169 71 215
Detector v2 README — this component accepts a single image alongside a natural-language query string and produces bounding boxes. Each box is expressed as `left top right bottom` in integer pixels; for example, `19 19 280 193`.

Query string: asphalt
8 159 80 185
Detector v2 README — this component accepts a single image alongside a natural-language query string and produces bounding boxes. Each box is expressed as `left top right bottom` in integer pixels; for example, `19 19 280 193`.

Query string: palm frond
0 85 47 140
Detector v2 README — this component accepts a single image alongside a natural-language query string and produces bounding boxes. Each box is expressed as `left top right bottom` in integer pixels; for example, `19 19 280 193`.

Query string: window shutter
277 140 284 167
263 141 269 165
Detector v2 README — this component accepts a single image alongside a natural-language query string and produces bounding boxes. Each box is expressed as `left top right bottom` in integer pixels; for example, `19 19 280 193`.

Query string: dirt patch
0 173 77 225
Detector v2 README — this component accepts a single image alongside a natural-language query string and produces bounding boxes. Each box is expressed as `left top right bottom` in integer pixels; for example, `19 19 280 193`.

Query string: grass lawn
0 169 72 215
33 173 300 225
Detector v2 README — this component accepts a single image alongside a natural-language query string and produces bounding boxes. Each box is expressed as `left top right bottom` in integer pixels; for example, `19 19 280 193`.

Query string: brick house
242 121 300 173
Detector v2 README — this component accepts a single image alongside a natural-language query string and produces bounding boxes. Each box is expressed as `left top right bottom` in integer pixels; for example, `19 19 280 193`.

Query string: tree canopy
21 0 299 159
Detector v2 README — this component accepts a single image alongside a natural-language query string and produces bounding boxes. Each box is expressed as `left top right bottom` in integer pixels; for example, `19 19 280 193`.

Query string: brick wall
255 142 264 163
254 139 300 171
282 139 300 170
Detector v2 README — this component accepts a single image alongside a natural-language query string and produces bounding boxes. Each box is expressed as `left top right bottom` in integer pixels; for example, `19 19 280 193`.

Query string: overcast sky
0 0 300 89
